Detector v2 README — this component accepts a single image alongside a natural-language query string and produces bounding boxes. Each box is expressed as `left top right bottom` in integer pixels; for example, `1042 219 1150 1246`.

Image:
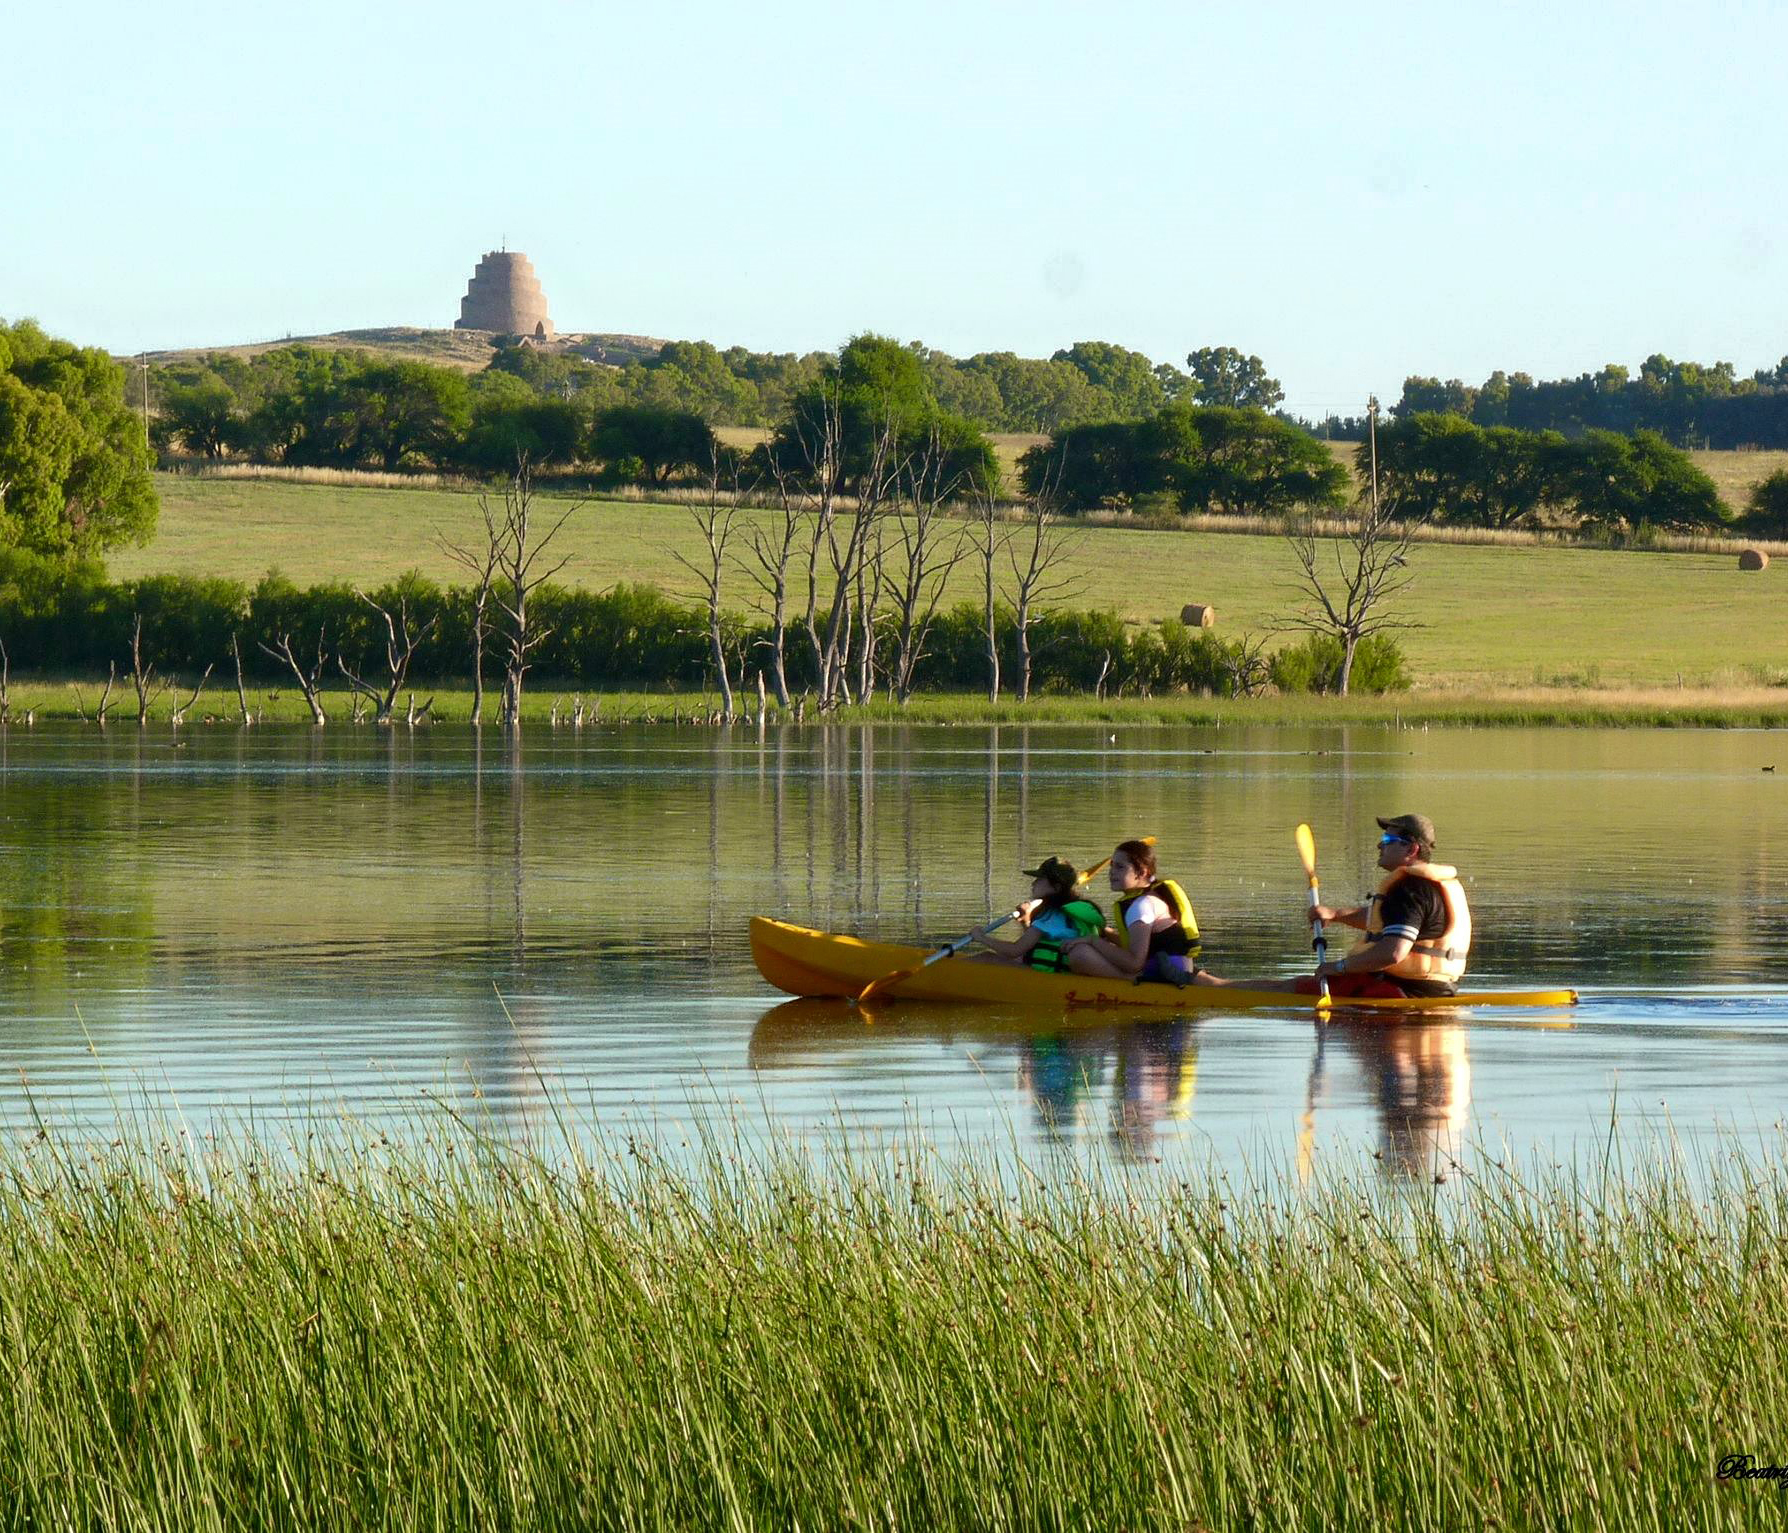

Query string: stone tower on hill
455 250 554 338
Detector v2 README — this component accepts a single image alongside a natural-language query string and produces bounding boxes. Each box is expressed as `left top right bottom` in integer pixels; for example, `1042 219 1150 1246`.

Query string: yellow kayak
750 917 1581 1014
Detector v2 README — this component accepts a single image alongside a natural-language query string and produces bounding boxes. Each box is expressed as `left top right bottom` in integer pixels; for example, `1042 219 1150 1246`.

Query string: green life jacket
1028 897 1106 974
1113 879 1202 963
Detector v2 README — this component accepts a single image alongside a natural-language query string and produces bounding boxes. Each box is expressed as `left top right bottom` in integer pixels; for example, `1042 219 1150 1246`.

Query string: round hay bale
1739 548 1769 571
1180 603 1216 628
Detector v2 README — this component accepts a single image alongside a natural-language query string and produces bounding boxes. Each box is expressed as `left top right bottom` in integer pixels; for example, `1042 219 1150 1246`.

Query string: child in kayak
969 857 1107 972
1059 838 1214 987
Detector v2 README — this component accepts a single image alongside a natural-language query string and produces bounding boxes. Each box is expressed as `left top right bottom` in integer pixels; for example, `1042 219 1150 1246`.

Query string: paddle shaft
1295 824 1331 1007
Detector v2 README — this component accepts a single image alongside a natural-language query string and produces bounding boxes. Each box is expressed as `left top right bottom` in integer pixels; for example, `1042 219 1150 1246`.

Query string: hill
132 327 672 374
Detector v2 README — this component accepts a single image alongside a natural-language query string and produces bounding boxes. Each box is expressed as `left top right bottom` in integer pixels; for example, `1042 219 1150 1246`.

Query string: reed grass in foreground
2 1123 1783 1529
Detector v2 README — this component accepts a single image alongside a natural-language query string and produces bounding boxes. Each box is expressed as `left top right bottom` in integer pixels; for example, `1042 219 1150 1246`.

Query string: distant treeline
1018 408 1770 532
0 548 1407 700
144 340 1291 466
1394 356 1788 450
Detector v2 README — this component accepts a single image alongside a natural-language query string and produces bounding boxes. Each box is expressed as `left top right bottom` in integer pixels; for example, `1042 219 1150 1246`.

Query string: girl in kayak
1060 839 1216 987
968 856 1107 972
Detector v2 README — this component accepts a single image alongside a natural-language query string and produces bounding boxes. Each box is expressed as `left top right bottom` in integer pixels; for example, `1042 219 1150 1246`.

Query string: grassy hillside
137 327 671 374
105 474 1788 691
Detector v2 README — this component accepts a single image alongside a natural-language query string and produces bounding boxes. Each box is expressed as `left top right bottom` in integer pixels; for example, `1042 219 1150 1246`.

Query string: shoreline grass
4 678 1787 730
2 1117 1782 1527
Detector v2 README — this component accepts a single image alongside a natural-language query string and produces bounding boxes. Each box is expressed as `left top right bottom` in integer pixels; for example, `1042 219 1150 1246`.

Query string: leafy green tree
158 374 240 459
589 406 716 486
1019 422 1152 509
1185 347 1284 410
766 337 998 495
1053 342 1168 418
1368 412 1565 527
459 397 585 475
637 341 759 422
1394 376 1476 418
838 334 932 422
1742 469 1788 536
0 319 156 558
920 353 1005 425
720 348 827 422
241 348 363 465
1368 413 1482 521
1557 429 1727 531
961 353 1107 432
486 343 610 398
344 361 472 470
1146 404 1347 516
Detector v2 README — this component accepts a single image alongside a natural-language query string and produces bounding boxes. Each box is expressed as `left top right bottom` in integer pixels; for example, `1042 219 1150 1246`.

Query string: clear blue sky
7 0 1784 414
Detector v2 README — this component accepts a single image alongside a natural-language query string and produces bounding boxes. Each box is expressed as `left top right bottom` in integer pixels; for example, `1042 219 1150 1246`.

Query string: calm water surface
1 722 1784 1184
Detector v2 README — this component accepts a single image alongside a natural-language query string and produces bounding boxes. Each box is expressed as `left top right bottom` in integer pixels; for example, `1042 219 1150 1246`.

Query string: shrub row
0 550 1408 697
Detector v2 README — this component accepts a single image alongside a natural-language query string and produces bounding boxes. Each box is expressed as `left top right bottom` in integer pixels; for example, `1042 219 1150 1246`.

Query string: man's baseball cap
1376 813 1437 850
1021 856 1079 889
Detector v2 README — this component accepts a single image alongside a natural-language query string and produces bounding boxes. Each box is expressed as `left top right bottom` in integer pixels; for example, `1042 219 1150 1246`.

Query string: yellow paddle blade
1294 823 1319 881
856 967 917 1005
1077 834 1157 887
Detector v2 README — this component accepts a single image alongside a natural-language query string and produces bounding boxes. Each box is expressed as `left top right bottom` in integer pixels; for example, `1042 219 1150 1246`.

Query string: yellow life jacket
1352 862 1471 982
1114 879 1201 962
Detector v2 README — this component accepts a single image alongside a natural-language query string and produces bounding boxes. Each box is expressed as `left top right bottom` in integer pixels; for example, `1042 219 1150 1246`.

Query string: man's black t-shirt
1374 879 1456 997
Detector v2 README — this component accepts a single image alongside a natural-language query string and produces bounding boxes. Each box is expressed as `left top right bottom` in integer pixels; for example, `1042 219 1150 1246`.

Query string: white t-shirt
1124 894 1171 931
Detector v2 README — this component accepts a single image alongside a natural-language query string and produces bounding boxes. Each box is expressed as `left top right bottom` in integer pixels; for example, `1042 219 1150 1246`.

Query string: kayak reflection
1301 1023 1473 1182
747 1000 1198 1161
746 1000 1530 1181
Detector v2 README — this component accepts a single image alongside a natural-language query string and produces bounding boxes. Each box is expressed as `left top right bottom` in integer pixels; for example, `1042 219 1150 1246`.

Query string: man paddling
1300 814 1472 1000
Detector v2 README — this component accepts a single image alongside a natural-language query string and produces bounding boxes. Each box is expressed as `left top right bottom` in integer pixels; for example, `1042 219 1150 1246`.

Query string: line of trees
1019 404 1351 516
144 338 1293 458
1016 404 1752 533
0 540 1407 720
1394 355 1788 450
1368 415 1733 531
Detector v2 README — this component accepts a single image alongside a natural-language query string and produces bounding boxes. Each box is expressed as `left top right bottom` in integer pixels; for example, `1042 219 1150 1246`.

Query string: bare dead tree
337 589 440 725
130 615 174 726
169 665 214 726
744 453 809 708
407 693 434 726
797 391 899 710
851 515 890 703
1217 632 1273 698
438 503 502 728
671 446 744 723
1284 398 1421 696
1006 473 1085 703
884 427 970 704
258 630 329 724
967 484 1010 703
95 663 116 725
477 462 578 726
229 633 253 724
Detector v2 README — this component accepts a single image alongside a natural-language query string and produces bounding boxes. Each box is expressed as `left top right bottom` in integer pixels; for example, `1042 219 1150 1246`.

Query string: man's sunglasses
1378 832 1414 847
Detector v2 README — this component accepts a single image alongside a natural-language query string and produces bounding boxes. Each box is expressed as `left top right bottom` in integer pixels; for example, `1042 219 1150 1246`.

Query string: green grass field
108 475 1788 691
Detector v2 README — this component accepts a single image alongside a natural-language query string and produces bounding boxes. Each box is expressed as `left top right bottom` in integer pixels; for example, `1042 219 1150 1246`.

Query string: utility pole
1367 395 1380 513
140 354 150 442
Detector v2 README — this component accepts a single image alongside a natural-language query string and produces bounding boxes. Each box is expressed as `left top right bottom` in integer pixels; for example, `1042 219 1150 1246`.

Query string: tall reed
0 1120 1781 1528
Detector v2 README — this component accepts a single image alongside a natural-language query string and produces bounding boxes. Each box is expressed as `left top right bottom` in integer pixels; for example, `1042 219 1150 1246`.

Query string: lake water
1 721 1784 1185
